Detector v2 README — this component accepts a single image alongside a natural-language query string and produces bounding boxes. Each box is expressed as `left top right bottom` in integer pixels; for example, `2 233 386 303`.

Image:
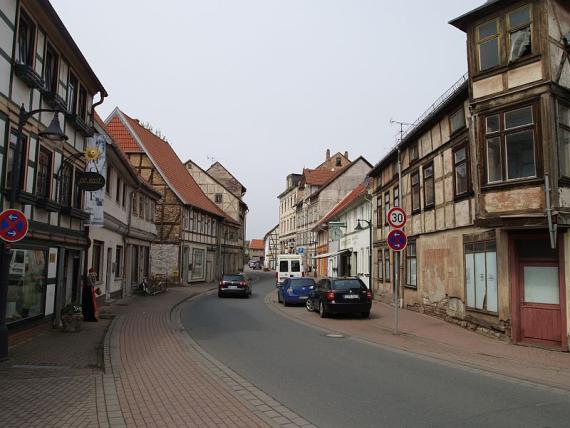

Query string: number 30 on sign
387 207 407 229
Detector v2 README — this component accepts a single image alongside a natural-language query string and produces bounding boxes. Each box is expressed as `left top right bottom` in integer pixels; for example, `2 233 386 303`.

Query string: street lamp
355 219 372 293
0 105 67 361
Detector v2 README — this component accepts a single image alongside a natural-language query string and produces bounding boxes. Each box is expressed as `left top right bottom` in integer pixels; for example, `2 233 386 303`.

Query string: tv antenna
390 119 412 142
207 155 223 165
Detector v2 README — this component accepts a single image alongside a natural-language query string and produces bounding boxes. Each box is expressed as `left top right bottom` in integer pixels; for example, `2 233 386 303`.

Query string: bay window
484 104 537 184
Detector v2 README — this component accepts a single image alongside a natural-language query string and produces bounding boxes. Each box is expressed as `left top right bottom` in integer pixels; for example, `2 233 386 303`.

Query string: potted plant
61 304 83 332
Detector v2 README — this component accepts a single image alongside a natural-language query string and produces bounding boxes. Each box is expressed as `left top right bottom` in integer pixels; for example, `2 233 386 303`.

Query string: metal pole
396 146 403 335
394 251 399 335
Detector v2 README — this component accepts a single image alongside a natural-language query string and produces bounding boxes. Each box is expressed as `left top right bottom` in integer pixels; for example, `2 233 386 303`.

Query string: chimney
326 149 330 160
344 151 349 160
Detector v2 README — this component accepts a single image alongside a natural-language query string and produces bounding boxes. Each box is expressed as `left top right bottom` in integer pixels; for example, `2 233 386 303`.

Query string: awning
312 249 351 259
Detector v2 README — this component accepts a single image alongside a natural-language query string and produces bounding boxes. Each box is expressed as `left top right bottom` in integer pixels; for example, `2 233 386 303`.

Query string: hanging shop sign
77 171 105 191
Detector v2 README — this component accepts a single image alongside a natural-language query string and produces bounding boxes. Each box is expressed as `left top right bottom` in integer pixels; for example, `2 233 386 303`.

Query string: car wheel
306 298 314 312
218 292 223 298
283 298 289 307
362 311 370 319
319 301 328 318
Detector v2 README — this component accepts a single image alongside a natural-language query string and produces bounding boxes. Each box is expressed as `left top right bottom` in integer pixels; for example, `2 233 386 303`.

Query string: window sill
466 307 499 317
453 191 474 203
42 91 67 111
411 209 421 216
472 54 541 82
65 112 94 137
481 177 543 192
423 204 435 212
36 197 60 212
404 285 417 290
559 177 570 187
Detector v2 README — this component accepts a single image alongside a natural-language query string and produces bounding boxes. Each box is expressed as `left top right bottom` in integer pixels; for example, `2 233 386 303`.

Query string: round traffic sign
387 229 408 252
0 209 29 243
387 207 407 229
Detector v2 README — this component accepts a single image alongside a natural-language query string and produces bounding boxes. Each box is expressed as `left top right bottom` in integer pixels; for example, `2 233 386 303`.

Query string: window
450 107 466 134
335 157 342 167
115 246 123 277
122 182 127 207
484 104 537 184
73 170 83 209
477 19 500 71
92 240 104 280
453 145 470 197
6 131 27 190
215 193 223 203
409 142 418 162
105 166 111 195
132 193 138 216
411 170 420 213
44 44 58 94
376 195 382 227
393 186 399 208
423 163 434 208
384 191 390 225
406 243 417 288
507 6 532 63
67 73 78 114
464 241 497 313
60 165 72 206
6 249 46 323
115 177 121 203
139 195 144 219
37 147 52 199
559 103 570 178
77 86 87 120
377 250 383 281
16 10 35 66
384 250 390 282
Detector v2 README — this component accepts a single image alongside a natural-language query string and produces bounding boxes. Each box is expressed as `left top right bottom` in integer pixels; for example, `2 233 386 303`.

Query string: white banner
84 134 106 227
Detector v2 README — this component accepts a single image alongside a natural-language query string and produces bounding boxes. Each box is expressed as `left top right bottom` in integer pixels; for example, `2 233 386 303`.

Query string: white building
263 225 279 270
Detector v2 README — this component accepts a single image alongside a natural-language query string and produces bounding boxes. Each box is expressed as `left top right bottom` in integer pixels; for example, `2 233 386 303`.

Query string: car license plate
299 296 308 300
344 294 359 299
228 285 238 289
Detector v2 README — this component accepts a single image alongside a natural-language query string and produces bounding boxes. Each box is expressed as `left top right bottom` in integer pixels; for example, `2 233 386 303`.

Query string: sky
51 0 483 240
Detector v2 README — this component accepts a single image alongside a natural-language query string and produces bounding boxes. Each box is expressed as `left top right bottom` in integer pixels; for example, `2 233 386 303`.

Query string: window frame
43 43 59 94
67 72 78 114
16 8 36 67
376 194 382 227
449 106 466 135
60 164 73 206
384 250 391 283
73 169 83 209
215 193 223 203
506 4 533 64
115 245 123 277
6 130 28 191
393 185 399 208
406 242 417 289
377 249 384 281
410 170 421 214
384 191 390 226
452 143 471 198
482 102 540 187
423 162 435 209
36 146 52 199
464 240 498 314
476 17 501 72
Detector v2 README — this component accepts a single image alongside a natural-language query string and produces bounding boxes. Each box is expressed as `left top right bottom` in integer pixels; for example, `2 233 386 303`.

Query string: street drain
325 333 345 338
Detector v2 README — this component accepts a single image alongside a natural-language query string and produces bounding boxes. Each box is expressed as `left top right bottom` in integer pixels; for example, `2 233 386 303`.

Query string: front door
519 262 562 348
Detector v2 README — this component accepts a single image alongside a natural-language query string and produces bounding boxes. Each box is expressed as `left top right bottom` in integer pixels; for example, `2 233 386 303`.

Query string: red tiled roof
317 182 368 227
106 115 142 153
303 168 339 186
249 239 265 250
106 109 235 221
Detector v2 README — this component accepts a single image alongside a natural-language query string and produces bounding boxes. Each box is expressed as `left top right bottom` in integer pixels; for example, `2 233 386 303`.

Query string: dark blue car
277 277 316 306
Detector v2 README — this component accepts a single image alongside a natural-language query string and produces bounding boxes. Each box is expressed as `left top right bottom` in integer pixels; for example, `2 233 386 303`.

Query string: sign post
387 207 407 335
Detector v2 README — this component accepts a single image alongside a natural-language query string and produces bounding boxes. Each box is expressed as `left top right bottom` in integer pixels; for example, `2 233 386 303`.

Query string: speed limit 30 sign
387 207 407 229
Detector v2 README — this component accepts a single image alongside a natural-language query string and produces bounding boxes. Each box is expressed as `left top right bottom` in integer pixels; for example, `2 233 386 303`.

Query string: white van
276 254 304 285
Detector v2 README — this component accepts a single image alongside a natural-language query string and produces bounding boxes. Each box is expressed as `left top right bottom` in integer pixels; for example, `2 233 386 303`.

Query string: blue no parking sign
387 229 407 252
0 209 29 243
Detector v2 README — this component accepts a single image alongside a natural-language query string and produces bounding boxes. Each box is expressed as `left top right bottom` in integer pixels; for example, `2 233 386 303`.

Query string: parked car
218 273 252 298
276 254 304 285
306 277 372 318
277 277 316 306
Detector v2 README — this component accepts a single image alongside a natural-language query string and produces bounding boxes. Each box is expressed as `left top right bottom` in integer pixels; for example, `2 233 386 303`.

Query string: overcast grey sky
52 0 482 239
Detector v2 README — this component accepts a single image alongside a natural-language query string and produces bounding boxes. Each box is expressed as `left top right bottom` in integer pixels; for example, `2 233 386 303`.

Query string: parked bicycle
138 275 168 296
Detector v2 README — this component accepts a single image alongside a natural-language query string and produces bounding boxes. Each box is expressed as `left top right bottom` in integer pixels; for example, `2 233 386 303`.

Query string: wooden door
519 261 562 348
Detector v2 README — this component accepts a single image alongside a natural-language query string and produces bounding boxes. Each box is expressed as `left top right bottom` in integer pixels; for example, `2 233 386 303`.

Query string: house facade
369 0 570 351
264 225 279 270
86 117 159 300
185 159 247 275
278 173 302 254
105 108 232 284
248 239 265 263
0 0 106 327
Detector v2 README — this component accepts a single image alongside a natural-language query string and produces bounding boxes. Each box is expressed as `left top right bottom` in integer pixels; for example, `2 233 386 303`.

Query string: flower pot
61 314 83 332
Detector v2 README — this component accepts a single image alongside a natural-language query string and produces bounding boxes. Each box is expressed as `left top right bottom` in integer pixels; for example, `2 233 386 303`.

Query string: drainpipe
545 175 557 249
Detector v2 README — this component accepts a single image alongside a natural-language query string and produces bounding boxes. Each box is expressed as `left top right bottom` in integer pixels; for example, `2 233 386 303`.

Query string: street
182 271 570 428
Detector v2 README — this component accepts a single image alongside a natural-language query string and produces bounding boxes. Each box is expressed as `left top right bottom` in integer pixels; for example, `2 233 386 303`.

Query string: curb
172 292 317 428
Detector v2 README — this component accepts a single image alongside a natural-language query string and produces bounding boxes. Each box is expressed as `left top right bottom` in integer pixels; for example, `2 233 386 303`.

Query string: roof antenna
207 155 223 165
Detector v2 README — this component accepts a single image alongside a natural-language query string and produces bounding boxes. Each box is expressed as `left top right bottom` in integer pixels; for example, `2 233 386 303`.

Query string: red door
519 261 563 348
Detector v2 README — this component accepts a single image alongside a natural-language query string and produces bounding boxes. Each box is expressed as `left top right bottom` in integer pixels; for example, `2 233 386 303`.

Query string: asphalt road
181 271 570 428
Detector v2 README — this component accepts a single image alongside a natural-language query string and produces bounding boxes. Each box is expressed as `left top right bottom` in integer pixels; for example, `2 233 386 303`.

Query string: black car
306 277 372 318
218 274 252 298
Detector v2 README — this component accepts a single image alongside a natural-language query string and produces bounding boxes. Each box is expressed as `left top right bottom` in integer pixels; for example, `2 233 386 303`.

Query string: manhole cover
325 333 345 338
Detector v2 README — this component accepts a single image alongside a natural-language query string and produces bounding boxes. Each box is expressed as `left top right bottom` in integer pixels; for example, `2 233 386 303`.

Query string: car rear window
290 279 315 288
291 261 301 272
279 261 288 272
332 279 365 291
223 275 244 281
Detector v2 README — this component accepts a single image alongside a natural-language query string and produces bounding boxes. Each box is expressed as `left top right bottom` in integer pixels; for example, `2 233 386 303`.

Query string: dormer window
335 157 342 167
16 10 35 66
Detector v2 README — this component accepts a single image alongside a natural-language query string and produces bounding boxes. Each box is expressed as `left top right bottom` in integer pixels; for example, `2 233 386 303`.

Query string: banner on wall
84 133 107 227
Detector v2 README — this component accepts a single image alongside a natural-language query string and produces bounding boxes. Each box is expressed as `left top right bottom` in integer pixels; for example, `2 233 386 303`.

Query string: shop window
484 104 537 184
37 147 52 199
423 163 434 208
6 131 28 190
450 106 466 134
559 103 570 178
92 240 104 280
464 241 497 313
44 44 58 94
115 246 123 277
384 250 390 282
16 10 35 66
453 145 470 197
384 191 390 225
411 170 420 213
6 249 47 323
406 243 417 288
